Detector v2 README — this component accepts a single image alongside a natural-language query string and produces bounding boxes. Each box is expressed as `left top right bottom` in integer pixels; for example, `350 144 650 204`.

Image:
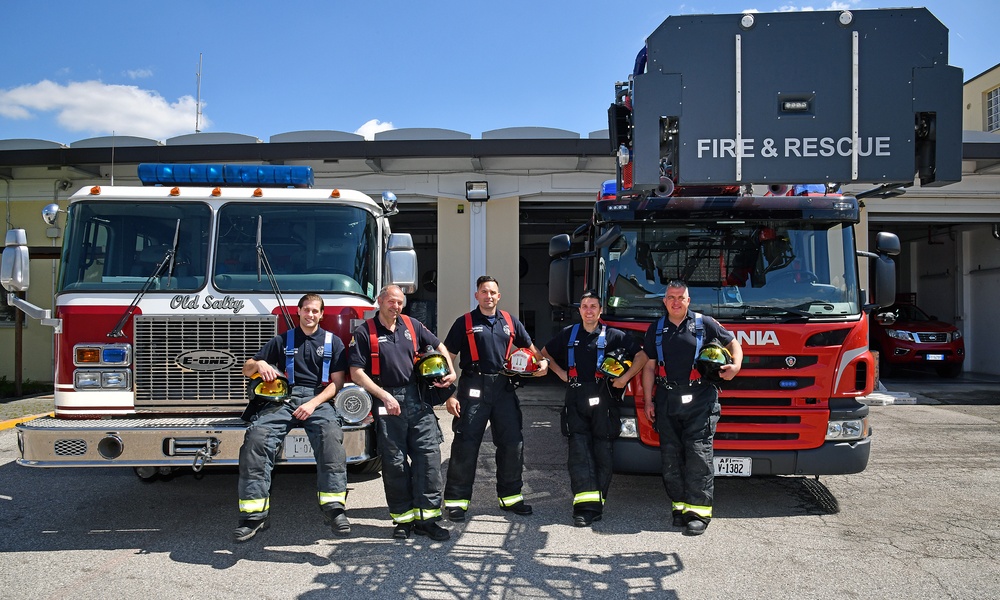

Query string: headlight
334 384 373 424
886 329 914 342
826 417 868 441
619 417 638 438
75 369 131 391
952 330 963 341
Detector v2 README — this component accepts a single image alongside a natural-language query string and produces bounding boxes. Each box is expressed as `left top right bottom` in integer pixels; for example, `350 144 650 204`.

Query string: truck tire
347 456 382 474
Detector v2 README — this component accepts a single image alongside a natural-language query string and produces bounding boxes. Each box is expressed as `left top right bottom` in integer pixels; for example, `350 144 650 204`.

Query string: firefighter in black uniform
349 285 456 541
642 280 742 535
442 275 548 521
235 293 350 543
542 290 648 527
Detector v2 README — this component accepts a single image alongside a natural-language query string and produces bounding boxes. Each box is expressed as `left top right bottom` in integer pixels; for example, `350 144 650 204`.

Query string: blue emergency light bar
137 163 314 188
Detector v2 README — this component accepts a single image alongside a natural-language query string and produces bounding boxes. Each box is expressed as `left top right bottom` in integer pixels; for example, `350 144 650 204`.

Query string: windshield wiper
256 216 295 331
108 219 181 338
740 305 812 320
791 300 837 312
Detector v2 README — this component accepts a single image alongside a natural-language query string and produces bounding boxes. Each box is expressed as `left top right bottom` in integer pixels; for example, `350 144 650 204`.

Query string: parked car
870 303 965 378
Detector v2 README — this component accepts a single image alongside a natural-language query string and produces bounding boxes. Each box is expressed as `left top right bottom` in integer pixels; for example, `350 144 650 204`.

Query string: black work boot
233 517 270 543
413 520 450 541
500 501 533 516
448 507 467 522
322 507 351 537
684 518 708 536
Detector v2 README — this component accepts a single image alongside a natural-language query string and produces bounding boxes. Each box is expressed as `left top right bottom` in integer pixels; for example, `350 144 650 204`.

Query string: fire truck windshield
214 203 378 298
57 201 379 299
58 201 211 293
600 221 860 320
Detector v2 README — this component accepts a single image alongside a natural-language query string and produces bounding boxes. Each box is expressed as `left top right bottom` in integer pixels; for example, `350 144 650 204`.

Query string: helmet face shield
414 350 451 383
599 348 633 378
247 374 291 402
417 354 449 379
696 342 733 381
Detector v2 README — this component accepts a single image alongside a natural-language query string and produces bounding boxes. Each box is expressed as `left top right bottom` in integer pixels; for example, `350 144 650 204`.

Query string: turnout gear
237 318 349 538
643 308 737 531
545 321 641 524
443 306 536 517
350 312 449 536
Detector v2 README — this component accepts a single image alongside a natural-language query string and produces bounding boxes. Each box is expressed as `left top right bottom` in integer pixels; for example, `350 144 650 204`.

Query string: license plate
714 456 751 477
284 434 314 459
926 354 944 361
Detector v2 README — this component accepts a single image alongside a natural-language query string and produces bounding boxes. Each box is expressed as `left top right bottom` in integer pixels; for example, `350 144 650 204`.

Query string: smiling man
235 293 349 543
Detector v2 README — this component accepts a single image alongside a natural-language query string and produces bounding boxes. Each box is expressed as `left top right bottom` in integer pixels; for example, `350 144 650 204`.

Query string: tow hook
191 439 220 473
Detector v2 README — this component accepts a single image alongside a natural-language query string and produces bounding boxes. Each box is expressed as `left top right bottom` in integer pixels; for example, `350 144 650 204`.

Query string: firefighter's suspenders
367 315 418 378
284 329 334 386
567 323 606 383
654 313 703 381
464 310 515 369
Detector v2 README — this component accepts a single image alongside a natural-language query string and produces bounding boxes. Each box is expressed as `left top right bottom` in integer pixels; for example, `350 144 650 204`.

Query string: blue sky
1 0 993 145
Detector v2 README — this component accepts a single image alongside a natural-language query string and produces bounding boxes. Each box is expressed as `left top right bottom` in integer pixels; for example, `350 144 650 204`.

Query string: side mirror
875 231 900 256
385 233 417 294
548 257 573 307
872 255 896 309
549 234 572 258
1 229 30 292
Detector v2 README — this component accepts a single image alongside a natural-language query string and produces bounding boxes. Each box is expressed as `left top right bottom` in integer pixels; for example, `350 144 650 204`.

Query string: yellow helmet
414 347 450 383
695 342 733 381
246 372 291 402
599 347 633 378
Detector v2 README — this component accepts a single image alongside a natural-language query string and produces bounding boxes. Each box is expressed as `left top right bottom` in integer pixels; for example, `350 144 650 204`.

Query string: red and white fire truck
549 8 962 476
1 164 417 479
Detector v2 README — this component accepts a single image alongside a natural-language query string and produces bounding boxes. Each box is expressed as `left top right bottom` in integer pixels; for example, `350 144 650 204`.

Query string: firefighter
641 280 742 535
349 285 456 541
235 293 350 543
442 275 548 522
541 290 648 527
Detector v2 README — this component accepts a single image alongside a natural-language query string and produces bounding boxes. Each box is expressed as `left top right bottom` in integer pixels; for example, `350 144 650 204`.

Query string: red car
870 303 965 378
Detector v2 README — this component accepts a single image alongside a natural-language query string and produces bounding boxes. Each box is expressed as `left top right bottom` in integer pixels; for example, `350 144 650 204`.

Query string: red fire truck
549 8 961 476
1 164 417 479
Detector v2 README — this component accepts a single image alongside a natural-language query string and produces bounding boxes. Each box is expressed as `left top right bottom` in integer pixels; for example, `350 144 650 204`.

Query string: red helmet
502 348 540 377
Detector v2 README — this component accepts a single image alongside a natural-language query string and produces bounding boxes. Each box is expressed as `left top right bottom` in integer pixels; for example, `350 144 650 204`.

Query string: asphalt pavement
1 372 999 599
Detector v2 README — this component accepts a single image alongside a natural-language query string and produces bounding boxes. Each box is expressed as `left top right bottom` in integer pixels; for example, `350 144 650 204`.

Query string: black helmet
696 341 733 381
246 373 291 402
598 347 633 379
414 346 450 383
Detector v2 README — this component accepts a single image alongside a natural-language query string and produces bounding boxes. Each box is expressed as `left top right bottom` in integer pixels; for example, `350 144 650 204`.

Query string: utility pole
195 53 203 133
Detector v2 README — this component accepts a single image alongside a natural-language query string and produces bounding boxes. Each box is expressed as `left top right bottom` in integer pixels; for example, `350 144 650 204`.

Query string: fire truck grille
133 315 276 411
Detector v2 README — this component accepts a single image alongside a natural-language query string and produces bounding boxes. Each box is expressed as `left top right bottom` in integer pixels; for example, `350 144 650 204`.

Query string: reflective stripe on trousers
376 384 444 524
237 386 347 519
444 373 524 510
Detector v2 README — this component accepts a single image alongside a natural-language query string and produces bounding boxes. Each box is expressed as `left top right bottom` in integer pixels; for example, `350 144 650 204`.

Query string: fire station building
3 69 1000 382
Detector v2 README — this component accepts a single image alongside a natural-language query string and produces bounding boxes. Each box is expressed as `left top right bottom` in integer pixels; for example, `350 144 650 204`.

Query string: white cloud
354 118 394 141
126 68 153 79
0 80 208 140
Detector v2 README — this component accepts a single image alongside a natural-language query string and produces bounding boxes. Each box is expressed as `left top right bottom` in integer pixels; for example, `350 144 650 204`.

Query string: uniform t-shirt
544 323 643 384
642 311 734 381
443 308 533 373
349 315 440 388
253 327 347 388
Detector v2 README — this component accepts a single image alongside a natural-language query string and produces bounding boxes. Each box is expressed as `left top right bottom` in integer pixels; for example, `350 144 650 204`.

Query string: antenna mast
195 53 203 133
